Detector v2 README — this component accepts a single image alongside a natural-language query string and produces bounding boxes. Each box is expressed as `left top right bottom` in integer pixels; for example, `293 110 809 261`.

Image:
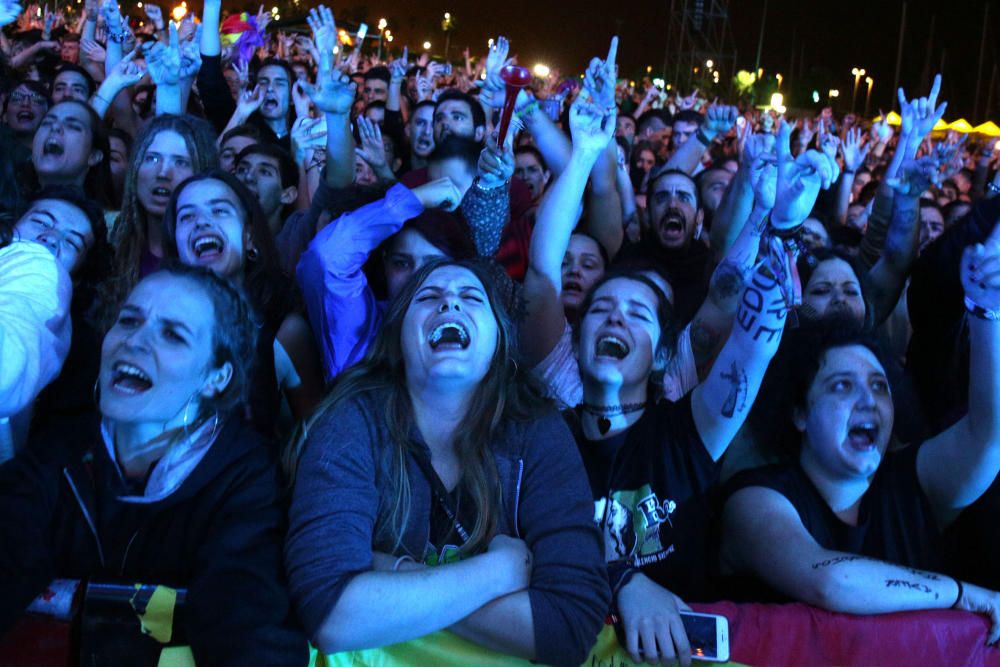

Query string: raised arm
520 98 613 367
710 130 773 259
461 136 513 258
833 128 870 226
692 122 837 460
302 5 355 190
916 234 1000 524
665 104 737 175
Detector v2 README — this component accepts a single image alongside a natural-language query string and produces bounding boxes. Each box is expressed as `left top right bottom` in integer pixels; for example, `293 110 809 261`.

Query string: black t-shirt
613 237 712 325
721 444 944 601
566 395 721 601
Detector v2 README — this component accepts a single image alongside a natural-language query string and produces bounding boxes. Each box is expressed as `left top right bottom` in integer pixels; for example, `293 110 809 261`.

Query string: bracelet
107 29 131 44
515 101 538 119
952 578 964 609
844 169 856 175
393 555 415 571
695 129 712 146
964 296 1000 321
987 182 1000 195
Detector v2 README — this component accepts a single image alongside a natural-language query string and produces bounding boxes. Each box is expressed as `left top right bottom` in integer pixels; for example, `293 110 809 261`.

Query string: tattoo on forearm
719 362 747 418
811 555 871 569
690 320 723 373
735 270 787 343
904 568 941 581
885 579 939 598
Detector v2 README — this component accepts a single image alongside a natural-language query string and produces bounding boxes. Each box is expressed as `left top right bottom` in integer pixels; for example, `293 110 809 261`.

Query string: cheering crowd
3 0 1000 664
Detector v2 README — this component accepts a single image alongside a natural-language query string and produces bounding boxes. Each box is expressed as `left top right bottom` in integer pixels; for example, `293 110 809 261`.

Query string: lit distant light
533 63 550 78
423 41 431 50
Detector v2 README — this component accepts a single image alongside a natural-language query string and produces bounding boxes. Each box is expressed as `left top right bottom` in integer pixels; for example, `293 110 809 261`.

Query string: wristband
515 101 538 120
107 29 131 44
951 578 964 609
393 555 415 571
964 296 1000 321
695 129 712 146
844 169 856 175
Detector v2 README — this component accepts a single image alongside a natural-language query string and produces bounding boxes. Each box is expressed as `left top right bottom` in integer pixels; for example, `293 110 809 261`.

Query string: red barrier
693 601 1000 667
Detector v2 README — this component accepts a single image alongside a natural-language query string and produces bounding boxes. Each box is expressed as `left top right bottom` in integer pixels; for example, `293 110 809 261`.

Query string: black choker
581 402 647 435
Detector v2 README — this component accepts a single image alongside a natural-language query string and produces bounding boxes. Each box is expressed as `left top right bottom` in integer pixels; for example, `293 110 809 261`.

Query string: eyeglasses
10 91 48 107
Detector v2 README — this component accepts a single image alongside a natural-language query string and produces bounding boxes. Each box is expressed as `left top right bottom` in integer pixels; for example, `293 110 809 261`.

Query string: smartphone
356 23 368 42
680 611 729 662
612 610 730 662
439 62 453 76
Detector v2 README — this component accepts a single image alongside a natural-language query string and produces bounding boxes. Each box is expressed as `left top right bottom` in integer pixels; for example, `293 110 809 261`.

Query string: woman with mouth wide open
285 258 609 665
719 235 1000 639
163 169 324 437
0 265 307 664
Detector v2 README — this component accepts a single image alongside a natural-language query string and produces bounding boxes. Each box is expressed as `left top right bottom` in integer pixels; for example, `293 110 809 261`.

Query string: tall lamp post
441 11 454 60
851 67 866 113
864 76 874 118
376 18 387 60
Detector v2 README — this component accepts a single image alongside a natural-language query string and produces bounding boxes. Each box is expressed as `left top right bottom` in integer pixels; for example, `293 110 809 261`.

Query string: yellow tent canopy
873 111 902 126
973 121 1000 137
947 118 975 133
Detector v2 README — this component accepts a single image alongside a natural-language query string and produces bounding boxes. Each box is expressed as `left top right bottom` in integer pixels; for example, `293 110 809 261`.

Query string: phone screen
680 613 720 660
356 23 368 41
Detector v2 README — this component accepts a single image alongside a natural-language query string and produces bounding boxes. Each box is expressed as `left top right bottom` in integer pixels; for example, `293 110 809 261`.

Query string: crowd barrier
3 588 999 666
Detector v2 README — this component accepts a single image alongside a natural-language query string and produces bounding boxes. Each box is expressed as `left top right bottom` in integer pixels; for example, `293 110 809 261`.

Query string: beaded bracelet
107 29 131 44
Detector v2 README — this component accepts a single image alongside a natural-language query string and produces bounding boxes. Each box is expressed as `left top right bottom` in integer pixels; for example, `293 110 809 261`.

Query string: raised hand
797 118 817 148
702 103 738 142
477 131 515 188
176 12 196 43
841 127 870 172
772 120 838 232
898 73 947 142
676 89 698 111
306 5 337 71
886 156 942 197
569 95 615 156
231 60 250 90
0 0 24 28
963 239 1000 317
301 66 355 115
478 35 511 108
389 46 408 82
105 47 144 88
143 3 163 29
80 37 106 63
744 131 777 210
42 3 55 39
290 116 327 160
99 0 121 31
355 117 389 172
236 84 265 116
582 35 618 114
816 120 841 168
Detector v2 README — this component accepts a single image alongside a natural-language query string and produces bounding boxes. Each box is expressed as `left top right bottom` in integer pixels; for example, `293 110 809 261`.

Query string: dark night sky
312 0 1000 121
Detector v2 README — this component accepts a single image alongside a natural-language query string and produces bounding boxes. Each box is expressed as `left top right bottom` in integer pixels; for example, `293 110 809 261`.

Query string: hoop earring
247 246 259 262
93 379 101 406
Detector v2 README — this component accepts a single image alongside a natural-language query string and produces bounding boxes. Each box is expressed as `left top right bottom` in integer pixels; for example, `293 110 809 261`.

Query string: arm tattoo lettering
811 555 871 569
885 579 938 598
735 268 787 343
904 568 941 581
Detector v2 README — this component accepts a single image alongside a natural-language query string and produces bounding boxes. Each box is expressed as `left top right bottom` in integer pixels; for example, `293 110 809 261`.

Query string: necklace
581 401 648 435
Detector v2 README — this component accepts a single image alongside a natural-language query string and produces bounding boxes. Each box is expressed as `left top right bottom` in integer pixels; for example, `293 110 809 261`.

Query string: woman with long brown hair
285 258 610 666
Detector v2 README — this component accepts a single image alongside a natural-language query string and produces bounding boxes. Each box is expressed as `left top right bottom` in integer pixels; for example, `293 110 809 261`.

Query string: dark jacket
0 413 308 666
285 390 610 666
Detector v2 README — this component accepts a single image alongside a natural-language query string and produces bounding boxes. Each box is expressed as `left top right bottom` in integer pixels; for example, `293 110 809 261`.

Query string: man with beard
616 168 710 323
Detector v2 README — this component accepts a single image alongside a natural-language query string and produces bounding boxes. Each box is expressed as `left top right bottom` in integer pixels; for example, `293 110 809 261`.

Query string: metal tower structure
661 0 738 93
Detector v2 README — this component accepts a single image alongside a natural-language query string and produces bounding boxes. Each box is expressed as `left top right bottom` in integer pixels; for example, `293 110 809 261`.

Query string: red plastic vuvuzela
496 65 532 148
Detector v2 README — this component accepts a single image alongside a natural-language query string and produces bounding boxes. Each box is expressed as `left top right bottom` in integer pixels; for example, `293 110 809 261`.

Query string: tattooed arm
720 485 1000 641
688 205 769 380
690 250 787 461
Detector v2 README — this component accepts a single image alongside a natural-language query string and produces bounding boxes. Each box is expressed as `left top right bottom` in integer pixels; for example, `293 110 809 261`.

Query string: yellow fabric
947 119 975 133
130 584 176 643
974 122 1000 137
312 625 747 667
156 646 196 667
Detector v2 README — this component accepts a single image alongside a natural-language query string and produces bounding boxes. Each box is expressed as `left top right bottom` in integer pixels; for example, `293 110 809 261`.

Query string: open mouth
563 280 584 294
16 111 35 123
595 335 630 360
847 422 879 450
659 214 685 236
151 186 172 199
42 139 64 156
192 233 225 260
428 321 470 350
262 97 279 111
111 361 153 395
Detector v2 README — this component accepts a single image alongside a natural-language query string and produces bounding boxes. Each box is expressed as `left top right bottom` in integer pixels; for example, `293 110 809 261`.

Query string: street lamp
377 18 387 60
828 88 840 106
851 67 866 112
441 11 454 60
864 76 874 117
533 63 550 78
776 72 783 90
423 41 432 51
